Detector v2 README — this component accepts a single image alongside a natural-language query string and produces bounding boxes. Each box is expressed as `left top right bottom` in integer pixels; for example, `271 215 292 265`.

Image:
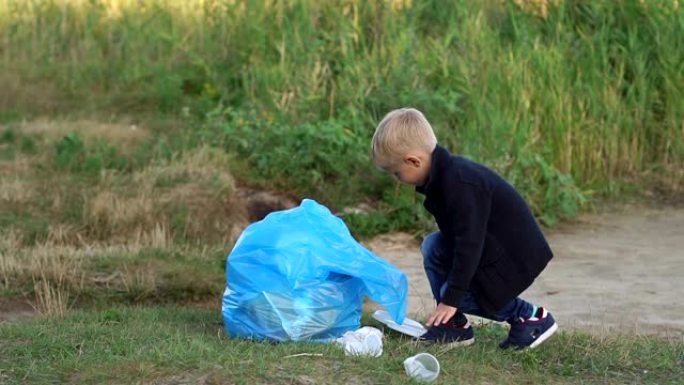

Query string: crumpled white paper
334 326 383 357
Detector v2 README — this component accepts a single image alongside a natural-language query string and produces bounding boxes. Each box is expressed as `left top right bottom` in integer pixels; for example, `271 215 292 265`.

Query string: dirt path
365 205 684 337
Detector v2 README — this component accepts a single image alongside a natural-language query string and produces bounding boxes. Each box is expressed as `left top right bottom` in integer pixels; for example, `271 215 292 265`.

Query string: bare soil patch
0 299 37 323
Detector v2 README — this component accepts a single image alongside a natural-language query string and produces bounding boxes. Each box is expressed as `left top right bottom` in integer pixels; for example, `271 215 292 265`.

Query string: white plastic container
403 352 440 382
371 309 427 338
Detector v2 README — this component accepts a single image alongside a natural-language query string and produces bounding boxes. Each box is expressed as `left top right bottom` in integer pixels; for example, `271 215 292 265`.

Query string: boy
371 107 558 349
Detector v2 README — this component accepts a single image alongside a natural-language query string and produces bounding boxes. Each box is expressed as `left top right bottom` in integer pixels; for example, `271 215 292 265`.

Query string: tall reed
1 0 682 212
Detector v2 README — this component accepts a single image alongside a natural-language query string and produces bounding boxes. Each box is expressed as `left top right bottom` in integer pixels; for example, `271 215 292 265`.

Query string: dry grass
32 277 70 317
0 229 228 316
0 141 246 313
138 223 173 249
0 236 85 287
1 230 81 315
0 71 63 115
132 145 236 191
0 223 124 285
83 145 246 243
0 227 23 251
0 229 162 308
0 154 35 177
15 119 150 155
85 190 157 238
119 262 158 300
0 177 35 205
512 0 561 18
0 250 17 288
0 236 26 290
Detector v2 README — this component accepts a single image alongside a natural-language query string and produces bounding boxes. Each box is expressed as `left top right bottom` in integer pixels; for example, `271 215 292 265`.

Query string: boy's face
381 153 431 187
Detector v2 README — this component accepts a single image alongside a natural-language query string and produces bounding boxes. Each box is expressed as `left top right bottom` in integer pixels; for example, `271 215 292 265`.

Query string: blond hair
371 108 437 167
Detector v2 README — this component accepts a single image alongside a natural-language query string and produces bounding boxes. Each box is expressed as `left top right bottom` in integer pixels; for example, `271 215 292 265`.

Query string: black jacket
416 145 553 314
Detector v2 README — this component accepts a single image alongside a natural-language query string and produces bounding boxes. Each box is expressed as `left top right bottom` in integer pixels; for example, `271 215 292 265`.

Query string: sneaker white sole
415 337 475 350
445 337 475 350
529 322 558 349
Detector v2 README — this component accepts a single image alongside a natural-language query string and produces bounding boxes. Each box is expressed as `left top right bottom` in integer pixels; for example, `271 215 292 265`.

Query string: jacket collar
416 144 450 195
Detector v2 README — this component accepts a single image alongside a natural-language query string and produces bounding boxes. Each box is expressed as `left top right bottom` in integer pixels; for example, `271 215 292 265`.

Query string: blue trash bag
222 199 408 342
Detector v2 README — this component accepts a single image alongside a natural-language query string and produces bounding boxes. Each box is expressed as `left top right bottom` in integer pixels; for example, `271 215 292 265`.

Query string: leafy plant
506 153 588 226
54 132 128 174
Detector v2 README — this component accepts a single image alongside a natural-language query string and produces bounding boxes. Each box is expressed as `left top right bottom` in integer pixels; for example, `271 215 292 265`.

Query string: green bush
0 128 16 144
54 132 128 174
214 108 381 208
343 186 434 239
505 153 588 227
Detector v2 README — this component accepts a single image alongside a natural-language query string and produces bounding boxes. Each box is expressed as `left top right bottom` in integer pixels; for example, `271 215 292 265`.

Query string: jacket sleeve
440 182 492 307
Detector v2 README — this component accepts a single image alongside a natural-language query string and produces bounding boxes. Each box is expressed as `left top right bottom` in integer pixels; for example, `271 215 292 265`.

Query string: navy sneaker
414 318 475 349
499 307 558 350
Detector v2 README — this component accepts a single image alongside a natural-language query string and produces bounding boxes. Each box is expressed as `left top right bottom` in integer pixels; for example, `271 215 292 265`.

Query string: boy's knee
420 232 442 263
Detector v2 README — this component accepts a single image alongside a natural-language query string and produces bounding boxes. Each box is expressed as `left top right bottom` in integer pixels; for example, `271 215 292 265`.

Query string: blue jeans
421 232 535 324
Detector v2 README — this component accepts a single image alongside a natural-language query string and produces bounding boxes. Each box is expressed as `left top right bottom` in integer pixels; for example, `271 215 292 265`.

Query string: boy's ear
404 155 422 168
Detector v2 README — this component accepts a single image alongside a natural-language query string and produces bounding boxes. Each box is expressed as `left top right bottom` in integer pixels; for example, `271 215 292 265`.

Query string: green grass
0 306 681 384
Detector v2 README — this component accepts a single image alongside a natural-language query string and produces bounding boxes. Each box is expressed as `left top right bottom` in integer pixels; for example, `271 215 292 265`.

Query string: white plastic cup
403 353 440 383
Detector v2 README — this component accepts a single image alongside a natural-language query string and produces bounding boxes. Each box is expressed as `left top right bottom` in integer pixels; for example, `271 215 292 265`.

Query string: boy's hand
426 303 457 327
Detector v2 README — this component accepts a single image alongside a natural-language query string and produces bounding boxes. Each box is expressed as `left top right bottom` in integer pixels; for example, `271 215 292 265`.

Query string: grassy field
1 306 682 384
1 0 682 226
0 1 683 383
